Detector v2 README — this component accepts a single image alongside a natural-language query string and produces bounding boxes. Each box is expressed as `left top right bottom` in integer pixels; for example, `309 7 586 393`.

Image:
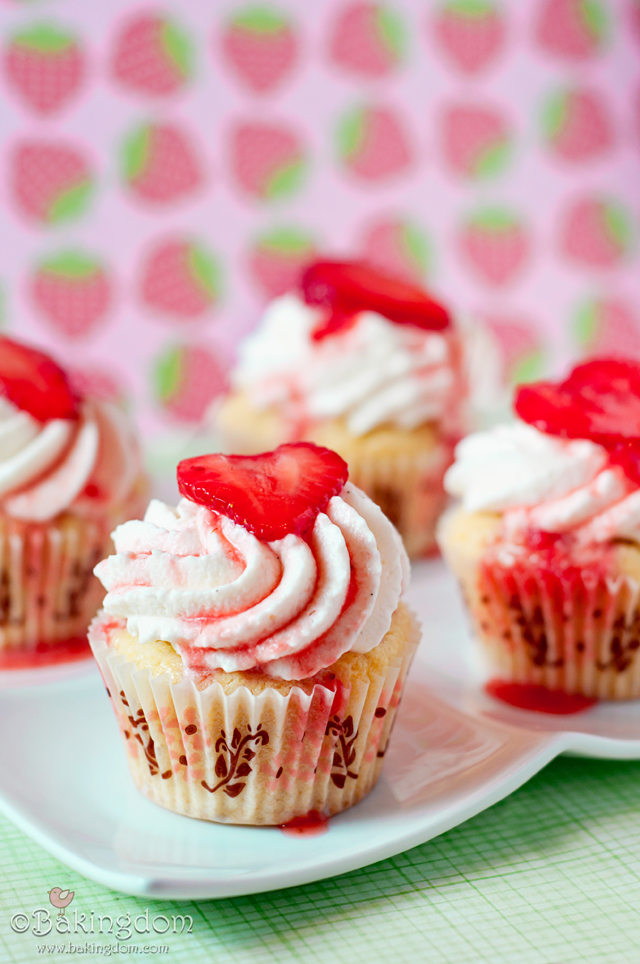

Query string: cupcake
439 357 640 700
0 335 146 668
90 441 419 825
215 260 466 558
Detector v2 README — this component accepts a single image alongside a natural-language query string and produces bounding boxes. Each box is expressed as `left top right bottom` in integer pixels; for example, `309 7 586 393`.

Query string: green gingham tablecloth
1 756 639 964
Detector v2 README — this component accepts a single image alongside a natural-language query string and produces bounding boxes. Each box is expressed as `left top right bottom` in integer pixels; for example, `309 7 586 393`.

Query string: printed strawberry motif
433 0 505 74
221 7 297 93
248 227 316 298
177 443 349 541
0 335 80 422
442 104 510 178
12 141 93 225
359 217 429 282
231 122 306 200
483 316 545 385
574 296 640 357
122 123 202 204
561 197 633 268
329 3 405 78
31 251 111 339
543 88 613 161
459 209 529 285
141 238 221 320
4 23 84 115
630 0 640 46
536 0 608 60
154 343 227 423
337 105 413 181
112 13 192 96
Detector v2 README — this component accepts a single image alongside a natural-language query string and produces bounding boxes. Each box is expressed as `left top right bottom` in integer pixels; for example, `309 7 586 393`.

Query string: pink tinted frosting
0 395 141 523
445 421 640 545
94 483 409 681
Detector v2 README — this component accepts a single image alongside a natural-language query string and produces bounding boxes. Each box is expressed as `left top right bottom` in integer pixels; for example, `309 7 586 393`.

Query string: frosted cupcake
0 335 146 668
215 260 466 558
440 358 640 700
90 442 418 825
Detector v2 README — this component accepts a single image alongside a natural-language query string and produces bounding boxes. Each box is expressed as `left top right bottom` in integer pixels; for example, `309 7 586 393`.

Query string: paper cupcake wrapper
0 481 147 657
333 440 454 559
475 558 640 699
89 611 420 825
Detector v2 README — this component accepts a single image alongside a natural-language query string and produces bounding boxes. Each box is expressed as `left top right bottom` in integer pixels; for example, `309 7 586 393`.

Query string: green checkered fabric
1 756 639 963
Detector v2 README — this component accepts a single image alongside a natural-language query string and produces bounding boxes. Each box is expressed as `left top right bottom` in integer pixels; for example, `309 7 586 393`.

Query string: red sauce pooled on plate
0 636 92 671
279 810 330 837
486 679 598 715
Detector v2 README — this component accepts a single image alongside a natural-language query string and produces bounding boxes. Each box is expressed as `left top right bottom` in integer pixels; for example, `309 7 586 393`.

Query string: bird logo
48 887 75 917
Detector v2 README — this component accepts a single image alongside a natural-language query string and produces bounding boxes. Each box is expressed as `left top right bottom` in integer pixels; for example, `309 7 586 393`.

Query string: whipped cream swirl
95 484 409 680
445 421 640 544
233 294 458 436
0 395 141 523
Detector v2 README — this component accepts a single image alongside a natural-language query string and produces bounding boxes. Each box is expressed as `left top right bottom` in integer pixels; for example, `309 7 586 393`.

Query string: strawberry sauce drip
486 680 597 715
279 810 330 837
0 635 92 670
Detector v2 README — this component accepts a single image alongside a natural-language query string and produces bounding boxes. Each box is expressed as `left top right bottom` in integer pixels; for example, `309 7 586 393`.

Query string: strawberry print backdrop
1 0 639 442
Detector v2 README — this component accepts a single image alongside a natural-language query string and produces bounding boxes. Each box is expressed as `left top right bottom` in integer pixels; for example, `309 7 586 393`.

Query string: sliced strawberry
300 259 450 340
515 357 640 448
0 335 80 422
177 443 348 542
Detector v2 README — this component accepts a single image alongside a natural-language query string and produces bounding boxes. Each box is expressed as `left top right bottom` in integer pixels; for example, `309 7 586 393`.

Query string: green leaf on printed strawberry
232 7 288 34
187 245 220 300
48 180 92 224
12 24 74 55
39 251 100 279
160 20 192 78
266 158 305 199
376 8 405 59
122 125 152 182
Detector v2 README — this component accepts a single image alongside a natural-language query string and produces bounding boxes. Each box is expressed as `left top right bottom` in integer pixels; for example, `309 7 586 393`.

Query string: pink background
1 0 639 443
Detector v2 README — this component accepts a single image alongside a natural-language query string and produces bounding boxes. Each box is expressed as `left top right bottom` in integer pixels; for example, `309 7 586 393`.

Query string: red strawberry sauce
0 635 92 670
279 810 330 837
486 680 597 715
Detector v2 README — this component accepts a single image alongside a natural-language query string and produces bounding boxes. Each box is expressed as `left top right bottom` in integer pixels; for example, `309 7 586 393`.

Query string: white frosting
0 396 141 522
232 294 456 436
444 420 640 544
95 484 409 680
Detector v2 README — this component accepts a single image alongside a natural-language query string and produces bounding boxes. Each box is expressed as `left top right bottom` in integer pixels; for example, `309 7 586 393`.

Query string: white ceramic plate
0 559 638 900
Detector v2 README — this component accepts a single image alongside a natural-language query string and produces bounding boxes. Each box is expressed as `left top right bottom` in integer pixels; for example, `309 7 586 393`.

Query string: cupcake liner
475 556 640 699
89 609 420 825
0 514 108 657
331 438 454 559
0 480 147 661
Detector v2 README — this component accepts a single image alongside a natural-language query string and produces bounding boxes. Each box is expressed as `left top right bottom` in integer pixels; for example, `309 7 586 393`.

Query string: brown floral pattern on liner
472 554 640 699
89 607 420 825
118 689 172 780
201 724 269 798
326 715 359 789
